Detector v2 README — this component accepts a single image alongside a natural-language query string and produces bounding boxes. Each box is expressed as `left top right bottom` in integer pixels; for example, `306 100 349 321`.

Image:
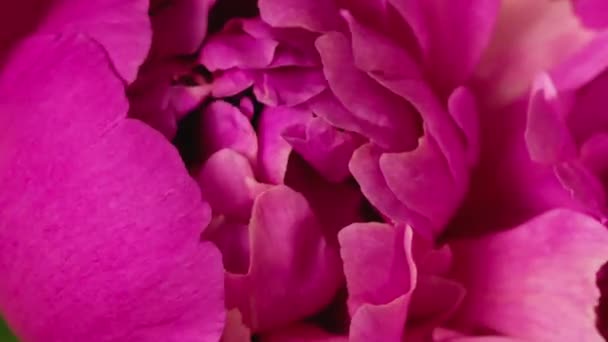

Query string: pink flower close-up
1 0 608 341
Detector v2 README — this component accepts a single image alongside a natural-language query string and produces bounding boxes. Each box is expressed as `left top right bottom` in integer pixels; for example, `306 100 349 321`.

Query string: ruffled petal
339 223 416 341
0 34 224 342
200 101 258 164
450 209 608 342
315 31 421 151
388 0 499 89
258 0 341 32
525 73 577 164
226 186 342 332
257 106 310 183
283 116 365 183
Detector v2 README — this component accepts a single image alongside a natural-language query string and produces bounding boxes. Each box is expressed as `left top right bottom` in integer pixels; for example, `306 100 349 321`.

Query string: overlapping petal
450 209 608 342
0 34 224 342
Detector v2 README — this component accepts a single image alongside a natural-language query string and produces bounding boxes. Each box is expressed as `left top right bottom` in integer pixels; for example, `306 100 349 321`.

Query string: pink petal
380 136 459 236
200 101 258 164
475 0 592 105
36 0 151 82
283 116 365 183
200 19 278 71
448 87 480 166
0 34 224 341
253 67 327 107
349 143 432 232
342 10 421 79
315 32 422 151
196 149 262 221
258 0 341 32
338 223 416 341
226 186 342 332
525 73 577 164
212 69 255 98
573 0 608 29
389 0 499 89
257 106 310 184
450 209 608 342
221 309 251 342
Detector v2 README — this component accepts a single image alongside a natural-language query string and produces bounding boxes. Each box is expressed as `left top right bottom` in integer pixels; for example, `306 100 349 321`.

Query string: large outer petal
0 35 224 342
450 209 608 342
0 0 152 81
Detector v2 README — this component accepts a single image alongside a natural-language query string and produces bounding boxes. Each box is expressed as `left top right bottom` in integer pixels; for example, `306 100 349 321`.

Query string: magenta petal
283 116 365 183
581 133 608 174
200 20 278 71
342 10 421 79
257 106 310 184
0 35 224 341
200 101 258 163
253 67 327 107
339 223 416 341
380 136 459 236
258 0 340 32
451 209 608 342
226 186 342 331
349 143 432 232
221 309 251 342
573 0 608 29
448 87 480 166
315 32 421 151
41 0 151 82
196 149 261 221
389 0 499 88
525 74 577 164
212 69 255 97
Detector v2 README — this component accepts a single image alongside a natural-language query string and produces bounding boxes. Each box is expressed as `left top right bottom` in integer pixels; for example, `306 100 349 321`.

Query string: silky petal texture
573 0 608 29
196 149 261 221
148 0 216 58
283 116 365 183
253 68 327 107
525 74 577 164
342 10 421 79
257 106 310 184
339 223 416 341
0 35 224 341
349 143 432 231
388 0 499 89
258 0 340 32
450 209 608 342
0 0 151 81
200 19 278 71
200 101 258 164
226 186 342 332
475 0 593 105
316 31 421 151
434 329 523 342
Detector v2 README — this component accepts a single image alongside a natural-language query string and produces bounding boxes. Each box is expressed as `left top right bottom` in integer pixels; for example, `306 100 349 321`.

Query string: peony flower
1 0 608 341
